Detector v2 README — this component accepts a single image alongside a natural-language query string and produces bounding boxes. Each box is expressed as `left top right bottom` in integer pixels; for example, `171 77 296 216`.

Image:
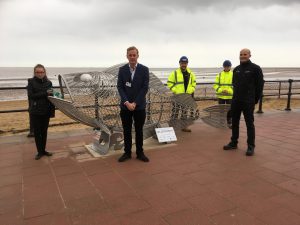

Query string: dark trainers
246 145 255 156
118 153 132 162
182 128 191 132
136 153 149 162
35 154 43 160
43 151 53 157
223 142 237 150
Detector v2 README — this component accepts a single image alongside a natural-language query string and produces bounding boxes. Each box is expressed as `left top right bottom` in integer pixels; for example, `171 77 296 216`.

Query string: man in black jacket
117 46 150 162
223 49 264 156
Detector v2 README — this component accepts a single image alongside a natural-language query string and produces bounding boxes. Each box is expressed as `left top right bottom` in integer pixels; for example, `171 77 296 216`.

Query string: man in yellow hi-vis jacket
213 60 233 128
167 56 197 132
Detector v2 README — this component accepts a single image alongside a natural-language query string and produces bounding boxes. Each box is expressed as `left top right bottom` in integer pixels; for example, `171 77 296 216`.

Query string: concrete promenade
1 110 300 225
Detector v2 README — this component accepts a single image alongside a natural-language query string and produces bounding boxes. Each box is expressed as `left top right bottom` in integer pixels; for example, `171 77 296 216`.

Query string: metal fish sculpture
49 63 229 155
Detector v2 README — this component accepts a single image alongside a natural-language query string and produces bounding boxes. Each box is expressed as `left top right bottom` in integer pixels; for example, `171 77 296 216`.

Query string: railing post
257 94 264 113
285 79 293 111
58 75 65 99
27 96 34 137
278 81 281 99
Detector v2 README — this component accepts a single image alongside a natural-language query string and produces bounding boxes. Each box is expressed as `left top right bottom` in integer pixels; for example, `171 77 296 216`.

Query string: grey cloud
134 0 300 7
1 0 300 66
0 1 166 40
2 0 300 42
62 0 300 10
1 1 299 47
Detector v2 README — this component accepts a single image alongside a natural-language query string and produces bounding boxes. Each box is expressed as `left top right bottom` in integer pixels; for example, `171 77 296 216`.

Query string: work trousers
218 98 232 124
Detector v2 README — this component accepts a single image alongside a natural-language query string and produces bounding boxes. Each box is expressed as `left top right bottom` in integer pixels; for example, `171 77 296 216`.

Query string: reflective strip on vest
170 70 184 90
218 84 233 86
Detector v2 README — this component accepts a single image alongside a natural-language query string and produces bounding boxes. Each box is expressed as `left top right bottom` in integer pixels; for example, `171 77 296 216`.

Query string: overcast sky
0 0 299 67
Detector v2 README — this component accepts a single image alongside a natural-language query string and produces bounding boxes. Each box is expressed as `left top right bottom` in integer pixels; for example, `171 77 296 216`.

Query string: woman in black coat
27 64 55 160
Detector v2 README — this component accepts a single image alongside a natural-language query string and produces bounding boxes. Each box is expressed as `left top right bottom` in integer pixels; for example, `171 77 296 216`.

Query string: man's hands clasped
125 101 136 111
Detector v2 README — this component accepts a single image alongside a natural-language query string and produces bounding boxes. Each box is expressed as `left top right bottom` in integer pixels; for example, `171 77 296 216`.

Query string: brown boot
182 128 191 132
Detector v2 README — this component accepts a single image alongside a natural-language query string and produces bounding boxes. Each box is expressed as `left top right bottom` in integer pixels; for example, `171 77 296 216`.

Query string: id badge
125 82 132 87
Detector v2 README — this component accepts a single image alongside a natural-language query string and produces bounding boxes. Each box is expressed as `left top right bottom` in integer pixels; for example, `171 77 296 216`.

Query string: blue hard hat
223 60 232 67
179 56 188 63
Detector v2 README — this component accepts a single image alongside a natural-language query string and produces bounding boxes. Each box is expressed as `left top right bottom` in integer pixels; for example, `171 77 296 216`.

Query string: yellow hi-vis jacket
213 70 233 100
167 68 196 94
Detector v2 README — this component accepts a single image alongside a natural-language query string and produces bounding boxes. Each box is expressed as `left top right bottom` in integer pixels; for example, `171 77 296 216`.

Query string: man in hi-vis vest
213 60 233 128
167 56 197 132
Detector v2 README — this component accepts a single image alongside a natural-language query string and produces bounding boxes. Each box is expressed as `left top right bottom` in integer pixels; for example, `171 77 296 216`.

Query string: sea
0 67 300 101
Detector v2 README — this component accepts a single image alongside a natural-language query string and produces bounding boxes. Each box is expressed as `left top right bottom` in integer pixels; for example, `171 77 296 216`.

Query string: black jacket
232 60 264 104
27 76 55 116
117 63 149 110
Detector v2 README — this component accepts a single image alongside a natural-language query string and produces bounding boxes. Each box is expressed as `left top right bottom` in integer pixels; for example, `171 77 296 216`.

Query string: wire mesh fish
49 63 229 154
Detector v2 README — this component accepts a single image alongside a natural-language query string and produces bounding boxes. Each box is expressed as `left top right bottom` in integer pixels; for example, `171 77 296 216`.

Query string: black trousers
218 99 232 124
120 109 146 155
231 100 255 146
31 114 50 154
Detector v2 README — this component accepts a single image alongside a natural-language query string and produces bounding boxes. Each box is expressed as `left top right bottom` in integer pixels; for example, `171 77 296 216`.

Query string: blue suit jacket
117 63 149 110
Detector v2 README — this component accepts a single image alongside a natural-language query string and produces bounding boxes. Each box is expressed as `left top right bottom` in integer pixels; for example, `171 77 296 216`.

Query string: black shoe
136 153 149 162
43 151 53 157
35 154 43 160
182 128 192 132
118 153 132 162
246 145 255 156
223 142 237 150
27 132 34 138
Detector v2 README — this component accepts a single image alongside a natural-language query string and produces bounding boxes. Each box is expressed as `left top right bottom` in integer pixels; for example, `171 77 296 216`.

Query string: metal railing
1 79 300 115
256 79 300 112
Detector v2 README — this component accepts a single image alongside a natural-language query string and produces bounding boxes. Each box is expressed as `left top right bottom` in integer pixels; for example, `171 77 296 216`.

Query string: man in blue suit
117 46 150 162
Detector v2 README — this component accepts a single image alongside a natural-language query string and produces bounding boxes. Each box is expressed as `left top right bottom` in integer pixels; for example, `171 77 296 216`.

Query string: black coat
117 63 149 110
232 60 264 104
27 76 55 117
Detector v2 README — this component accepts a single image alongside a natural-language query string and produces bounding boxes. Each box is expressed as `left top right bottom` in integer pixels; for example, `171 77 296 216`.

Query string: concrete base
85 136 177 158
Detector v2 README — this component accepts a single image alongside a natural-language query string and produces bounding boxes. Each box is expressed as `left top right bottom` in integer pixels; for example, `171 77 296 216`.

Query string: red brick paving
1 110 300 224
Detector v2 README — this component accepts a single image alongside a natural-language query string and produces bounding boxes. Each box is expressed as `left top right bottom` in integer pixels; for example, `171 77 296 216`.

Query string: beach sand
0 100 88 136
0 98 300 136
